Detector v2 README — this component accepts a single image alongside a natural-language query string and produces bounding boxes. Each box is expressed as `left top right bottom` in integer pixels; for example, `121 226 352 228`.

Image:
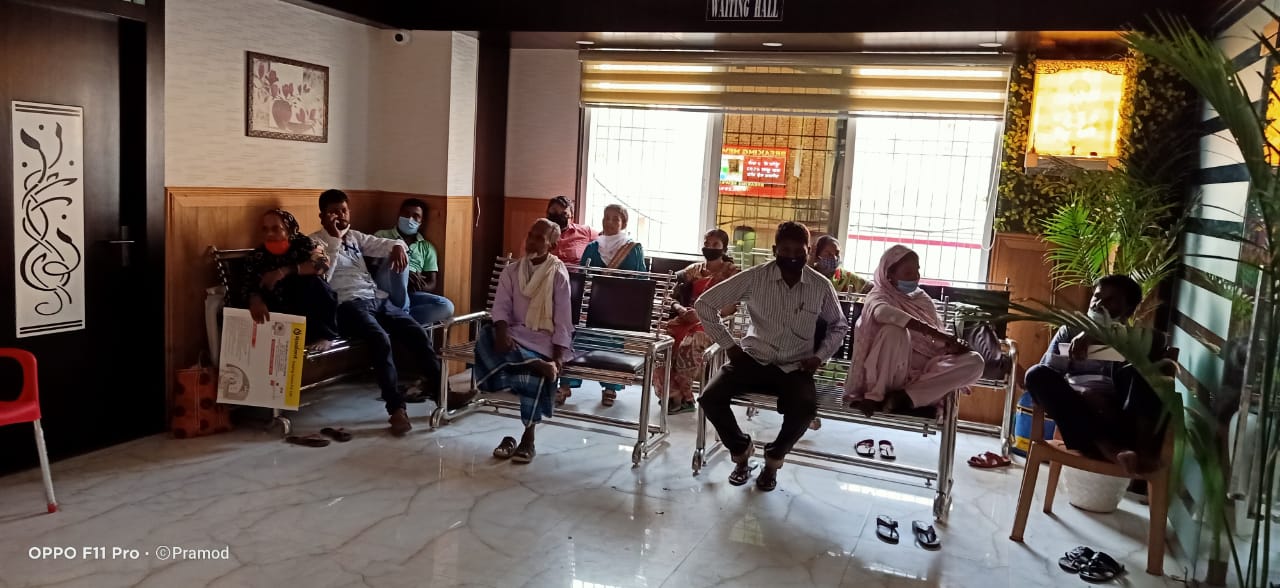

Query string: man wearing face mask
545 195 597 265
374 198 456 326
1024 274 1164 475
309 189 440 436
695 222 848 492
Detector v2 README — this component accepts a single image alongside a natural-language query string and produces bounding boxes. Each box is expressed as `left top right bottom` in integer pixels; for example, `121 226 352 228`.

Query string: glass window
843 116 1000 284
582 107 712 254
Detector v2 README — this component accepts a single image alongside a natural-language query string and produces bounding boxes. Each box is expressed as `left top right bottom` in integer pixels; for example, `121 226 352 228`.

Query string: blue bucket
1011 390 1055 457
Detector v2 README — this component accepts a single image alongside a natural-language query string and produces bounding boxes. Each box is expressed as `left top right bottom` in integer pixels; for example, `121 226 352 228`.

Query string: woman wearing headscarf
809 235 866 293
843 245 983 416
558 204 648 407
241 209 339 349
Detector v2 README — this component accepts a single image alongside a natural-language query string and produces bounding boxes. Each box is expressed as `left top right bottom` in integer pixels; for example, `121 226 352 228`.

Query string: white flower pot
1063 467 1129 513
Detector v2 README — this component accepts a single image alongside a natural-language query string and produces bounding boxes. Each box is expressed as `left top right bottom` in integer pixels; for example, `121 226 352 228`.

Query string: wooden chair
1009 401 1174 576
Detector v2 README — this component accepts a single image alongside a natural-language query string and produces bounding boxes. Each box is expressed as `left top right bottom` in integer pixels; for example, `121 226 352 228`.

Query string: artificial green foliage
994 51 1195 235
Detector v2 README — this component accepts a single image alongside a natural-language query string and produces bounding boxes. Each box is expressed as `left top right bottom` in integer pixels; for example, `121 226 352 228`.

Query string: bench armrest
442 311 491 344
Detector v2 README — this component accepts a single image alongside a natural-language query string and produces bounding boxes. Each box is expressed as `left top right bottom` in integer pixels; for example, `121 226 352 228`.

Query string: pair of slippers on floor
875 515 940 549
855 439 896 460
492 437 535 463
1060 546 1126 583
285 427 353 447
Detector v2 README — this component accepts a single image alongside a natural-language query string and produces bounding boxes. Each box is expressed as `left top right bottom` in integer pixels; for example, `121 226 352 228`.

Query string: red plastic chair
0 349 58 513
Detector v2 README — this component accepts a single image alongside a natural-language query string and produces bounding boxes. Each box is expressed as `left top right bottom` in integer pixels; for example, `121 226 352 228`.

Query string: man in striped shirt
695 221 849 491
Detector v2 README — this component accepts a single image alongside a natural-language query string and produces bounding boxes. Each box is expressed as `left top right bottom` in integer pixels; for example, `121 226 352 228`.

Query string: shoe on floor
388 409 412 436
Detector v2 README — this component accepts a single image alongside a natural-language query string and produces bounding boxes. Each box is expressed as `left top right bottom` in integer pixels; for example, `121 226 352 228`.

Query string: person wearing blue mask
843 245 983 418
374 198 456 326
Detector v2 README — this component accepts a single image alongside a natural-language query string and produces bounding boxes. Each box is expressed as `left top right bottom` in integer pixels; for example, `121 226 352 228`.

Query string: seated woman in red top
659 229 738 414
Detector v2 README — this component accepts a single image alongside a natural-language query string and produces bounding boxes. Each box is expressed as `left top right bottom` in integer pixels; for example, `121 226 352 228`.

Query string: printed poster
719 145 789 198
11 101 86 337
217 308 307 410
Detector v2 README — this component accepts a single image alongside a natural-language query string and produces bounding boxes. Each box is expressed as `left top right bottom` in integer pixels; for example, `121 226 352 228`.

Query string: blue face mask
895 280 918 294
397 216 420 235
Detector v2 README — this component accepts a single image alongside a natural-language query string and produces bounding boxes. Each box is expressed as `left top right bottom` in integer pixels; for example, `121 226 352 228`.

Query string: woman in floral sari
660 229 738 414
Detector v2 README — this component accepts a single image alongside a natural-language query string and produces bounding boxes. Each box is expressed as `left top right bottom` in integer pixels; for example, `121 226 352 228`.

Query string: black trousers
269 274 339 343
698 354 818 462
336 298 440 414
1025 364 1164 460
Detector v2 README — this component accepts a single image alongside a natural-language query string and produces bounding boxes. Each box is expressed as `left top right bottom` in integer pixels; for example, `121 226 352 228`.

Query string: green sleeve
420 241 439 273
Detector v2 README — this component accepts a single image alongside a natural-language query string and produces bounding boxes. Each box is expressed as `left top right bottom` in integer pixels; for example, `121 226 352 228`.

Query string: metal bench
692 292 1005 521
434 257 676 466
209 246 445 435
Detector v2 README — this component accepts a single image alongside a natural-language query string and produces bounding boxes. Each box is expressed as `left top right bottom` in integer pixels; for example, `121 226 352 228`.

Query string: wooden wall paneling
503 196 552 258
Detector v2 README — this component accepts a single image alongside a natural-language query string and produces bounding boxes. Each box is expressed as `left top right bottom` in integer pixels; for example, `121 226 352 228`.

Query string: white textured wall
447 33 480 196
165 0 469 194
367 30 453 194
165 0 373 188
505 49 581 198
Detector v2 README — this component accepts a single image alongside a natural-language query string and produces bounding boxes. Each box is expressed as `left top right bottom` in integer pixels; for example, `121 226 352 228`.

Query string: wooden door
0 0 161 473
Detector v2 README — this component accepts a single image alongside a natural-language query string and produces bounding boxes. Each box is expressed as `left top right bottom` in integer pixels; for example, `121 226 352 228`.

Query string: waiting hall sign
720 145 788 198
707 0 783 21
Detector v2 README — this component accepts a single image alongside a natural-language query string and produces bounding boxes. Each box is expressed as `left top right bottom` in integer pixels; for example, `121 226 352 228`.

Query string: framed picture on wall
245 51 329 143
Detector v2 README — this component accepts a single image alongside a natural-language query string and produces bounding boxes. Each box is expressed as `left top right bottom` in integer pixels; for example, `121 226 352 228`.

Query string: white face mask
1088 307 1110 322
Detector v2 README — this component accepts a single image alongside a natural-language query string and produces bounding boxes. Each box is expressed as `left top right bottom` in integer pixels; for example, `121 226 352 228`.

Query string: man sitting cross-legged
476 219 575 464
309 189 441 436
695 221 849 491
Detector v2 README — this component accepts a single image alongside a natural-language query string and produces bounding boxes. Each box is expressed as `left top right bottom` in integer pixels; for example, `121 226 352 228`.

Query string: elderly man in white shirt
695 221 849 492
310 189 440 436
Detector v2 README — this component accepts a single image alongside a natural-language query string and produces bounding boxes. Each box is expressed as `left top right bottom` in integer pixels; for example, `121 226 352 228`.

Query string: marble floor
1 379 1188 588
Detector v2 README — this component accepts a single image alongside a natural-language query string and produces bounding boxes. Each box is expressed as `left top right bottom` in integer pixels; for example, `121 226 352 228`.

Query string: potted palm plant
991 14 1278 587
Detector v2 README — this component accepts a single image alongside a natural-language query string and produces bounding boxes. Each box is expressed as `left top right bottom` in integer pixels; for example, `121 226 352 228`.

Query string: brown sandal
493 436 518 459
601 389 617 407
555 387 572 406
967 451 1011 469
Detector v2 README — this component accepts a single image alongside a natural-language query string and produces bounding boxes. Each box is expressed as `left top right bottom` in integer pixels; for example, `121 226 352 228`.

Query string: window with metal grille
582 107 712 254
842 115 1001 284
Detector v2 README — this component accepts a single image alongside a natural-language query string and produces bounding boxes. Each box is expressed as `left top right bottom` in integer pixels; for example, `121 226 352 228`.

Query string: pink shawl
843 245 943 403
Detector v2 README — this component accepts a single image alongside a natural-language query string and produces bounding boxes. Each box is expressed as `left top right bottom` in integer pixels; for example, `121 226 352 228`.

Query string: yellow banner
284 322 307 409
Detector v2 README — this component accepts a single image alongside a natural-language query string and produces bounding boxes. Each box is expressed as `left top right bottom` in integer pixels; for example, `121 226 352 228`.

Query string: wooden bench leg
1146 472 1170 576
1043 461 1062 514
1010 444 1044 542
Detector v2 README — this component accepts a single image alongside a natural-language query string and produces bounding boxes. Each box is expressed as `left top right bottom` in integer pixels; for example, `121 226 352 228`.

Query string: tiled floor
1 380 1187 587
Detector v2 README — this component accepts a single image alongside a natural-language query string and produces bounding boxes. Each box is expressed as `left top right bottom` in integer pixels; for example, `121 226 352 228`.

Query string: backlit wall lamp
1025 59 1126 173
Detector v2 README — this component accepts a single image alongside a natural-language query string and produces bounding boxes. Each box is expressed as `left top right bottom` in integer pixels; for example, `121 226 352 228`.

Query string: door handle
105 226 134 267
106 240 136 244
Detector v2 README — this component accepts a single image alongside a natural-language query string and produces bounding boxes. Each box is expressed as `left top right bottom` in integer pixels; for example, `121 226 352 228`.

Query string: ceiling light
576 40 595 46
979 42 1003 48
762 42 783 47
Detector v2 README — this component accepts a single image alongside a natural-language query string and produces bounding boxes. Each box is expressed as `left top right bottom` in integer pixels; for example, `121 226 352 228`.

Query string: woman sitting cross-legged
556 203 647 408
843 245 984 417
241 208 339 351
477 218 575 464
658 228 738 415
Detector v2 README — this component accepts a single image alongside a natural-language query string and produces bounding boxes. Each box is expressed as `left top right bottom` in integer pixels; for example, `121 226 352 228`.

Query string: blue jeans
373 262 456 325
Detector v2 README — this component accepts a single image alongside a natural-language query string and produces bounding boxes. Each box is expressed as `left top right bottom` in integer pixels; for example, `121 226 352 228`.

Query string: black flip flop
729 461 759 486
319 427 352 443
492 436 518 459
855 439 876 459
875 515 900 544
756 466 777 492
511 444 536 464
879 440 897 461
285 434 330 448
1059 546 1096 573
912 520 940 549
1079 552 1125 583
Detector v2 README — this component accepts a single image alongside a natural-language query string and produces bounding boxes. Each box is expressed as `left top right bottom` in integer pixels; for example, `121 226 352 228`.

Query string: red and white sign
720 145 788 199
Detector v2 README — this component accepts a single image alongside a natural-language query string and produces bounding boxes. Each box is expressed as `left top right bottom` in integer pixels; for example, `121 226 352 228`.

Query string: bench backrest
209 247 255 306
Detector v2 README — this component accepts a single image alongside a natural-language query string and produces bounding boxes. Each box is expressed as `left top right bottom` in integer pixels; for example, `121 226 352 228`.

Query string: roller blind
580 51 1012 117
